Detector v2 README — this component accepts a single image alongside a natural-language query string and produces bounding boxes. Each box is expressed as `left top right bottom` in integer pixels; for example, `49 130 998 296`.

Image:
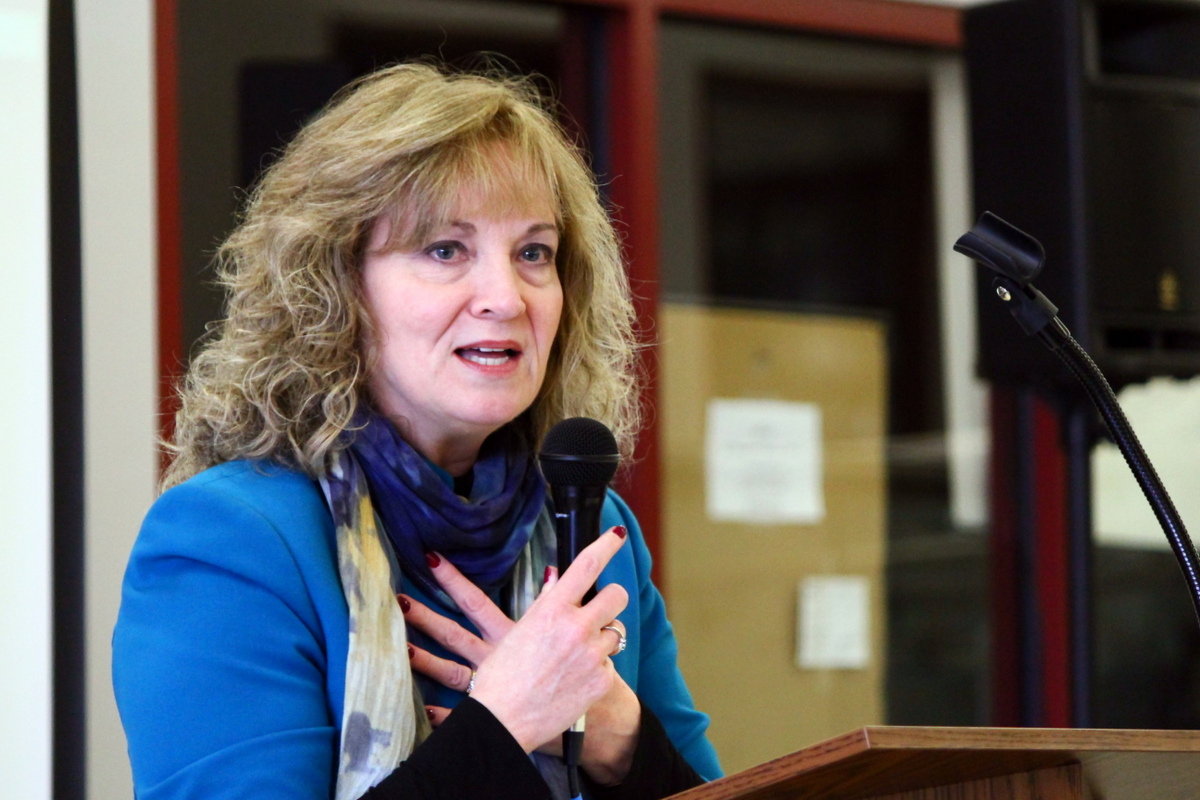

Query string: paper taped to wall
705 397 825 524
797 574 870 670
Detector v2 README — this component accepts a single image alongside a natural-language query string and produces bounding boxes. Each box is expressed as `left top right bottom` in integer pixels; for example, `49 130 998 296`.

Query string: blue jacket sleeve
601 492 723 782
113 465 346 800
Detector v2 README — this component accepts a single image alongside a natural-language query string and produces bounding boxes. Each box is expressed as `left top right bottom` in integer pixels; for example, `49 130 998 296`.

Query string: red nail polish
425 552 441 569
613 525 627 539
543 566 553 584
398 595 411 613
426 706 436 720
408 644 415 660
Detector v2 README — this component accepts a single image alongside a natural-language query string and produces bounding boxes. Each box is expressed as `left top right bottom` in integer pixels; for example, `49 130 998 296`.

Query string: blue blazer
113 460 721 799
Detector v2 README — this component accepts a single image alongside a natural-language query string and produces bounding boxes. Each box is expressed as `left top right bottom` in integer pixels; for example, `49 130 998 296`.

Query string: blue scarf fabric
348 410 548 610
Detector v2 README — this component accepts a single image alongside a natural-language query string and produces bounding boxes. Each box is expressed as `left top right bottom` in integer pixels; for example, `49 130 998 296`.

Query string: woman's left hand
401 556 641 786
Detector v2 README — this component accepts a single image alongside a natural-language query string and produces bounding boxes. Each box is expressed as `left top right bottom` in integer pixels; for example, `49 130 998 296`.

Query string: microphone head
538 417 620 487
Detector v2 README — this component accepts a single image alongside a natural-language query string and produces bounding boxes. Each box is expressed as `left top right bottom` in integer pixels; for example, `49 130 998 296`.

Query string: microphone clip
954 211 1059 337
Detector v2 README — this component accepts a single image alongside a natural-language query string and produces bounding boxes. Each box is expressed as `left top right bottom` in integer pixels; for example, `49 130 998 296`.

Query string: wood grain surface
873 763 1082 800
668 727 1200 800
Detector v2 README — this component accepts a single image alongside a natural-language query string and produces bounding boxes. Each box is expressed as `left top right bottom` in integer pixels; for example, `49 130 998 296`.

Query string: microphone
538 417 621 602
537 417 620 798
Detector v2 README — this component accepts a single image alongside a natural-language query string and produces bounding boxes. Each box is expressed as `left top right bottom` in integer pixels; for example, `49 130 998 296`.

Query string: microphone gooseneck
955 212 1200 628
537 417 620 800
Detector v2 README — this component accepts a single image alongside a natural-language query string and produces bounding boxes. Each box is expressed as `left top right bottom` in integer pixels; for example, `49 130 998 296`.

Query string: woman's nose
470 253 527 319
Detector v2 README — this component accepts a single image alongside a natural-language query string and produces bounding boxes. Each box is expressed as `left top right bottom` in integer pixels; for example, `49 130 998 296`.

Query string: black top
363 697 704 800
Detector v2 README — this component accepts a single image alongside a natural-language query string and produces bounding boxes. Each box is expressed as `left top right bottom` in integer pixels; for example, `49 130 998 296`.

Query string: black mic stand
955 212 1200 627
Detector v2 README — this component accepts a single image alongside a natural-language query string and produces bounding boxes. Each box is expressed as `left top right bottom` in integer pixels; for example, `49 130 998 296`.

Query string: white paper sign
705 398 824 524
797 575 871 670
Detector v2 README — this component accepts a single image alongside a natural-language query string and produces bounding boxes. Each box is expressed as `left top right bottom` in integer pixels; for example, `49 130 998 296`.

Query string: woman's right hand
404 526 630 754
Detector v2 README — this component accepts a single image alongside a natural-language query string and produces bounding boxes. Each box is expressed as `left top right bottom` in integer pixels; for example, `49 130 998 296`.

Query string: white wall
0 8 154 799
0 2 52 796
77 0 157 797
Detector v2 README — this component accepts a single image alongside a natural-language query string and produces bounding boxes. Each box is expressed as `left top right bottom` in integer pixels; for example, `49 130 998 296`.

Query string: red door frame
990 385 1074 728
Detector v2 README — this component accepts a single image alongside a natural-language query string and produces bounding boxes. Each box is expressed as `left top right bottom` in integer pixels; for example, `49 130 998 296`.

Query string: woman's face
361 195 563 465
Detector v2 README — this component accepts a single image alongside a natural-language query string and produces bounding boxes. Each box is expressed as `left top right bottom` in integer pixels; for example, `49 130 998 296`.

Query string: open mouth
456 346 520 366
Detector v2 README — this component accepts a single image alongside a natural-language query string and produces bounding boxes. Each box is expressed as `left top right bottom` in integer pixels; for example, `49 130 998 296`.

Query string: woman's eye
519 244 554 264
426 242 462 261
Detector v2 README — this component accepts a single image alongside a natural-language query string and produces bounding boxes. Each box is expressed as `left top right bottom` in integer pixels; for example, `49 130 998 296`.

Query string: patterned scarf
319 411 565 799
348 411 548 610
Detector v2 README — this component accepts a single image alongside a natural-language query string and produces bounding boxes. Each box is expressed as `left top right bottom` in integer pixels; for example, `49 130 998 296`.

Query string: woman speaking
112 63 720 800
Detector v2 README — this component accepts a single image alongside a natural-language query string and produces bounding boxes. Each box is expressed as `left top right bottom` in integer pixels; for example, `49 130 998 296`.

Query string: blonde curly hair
163 63 640 490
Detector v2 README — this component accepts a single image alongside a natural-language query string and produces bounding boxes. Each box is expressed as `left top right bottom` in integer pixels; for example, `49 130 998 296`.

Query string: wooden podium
668 726 1200 799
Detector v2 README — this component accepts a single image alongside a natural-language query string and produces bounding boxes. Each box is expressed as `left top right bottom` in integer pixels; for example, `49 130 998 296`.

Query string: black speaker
966 0 1200 387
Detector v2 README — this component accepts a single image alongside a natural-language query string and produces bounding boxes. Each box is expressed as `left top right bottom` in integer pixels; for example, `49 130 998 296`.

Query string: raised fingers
552 526 629 604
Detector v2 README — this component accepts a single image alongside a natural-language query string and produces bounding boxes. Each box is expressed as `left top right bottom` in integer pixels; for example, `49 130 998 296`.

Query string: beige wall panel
661 303 887 774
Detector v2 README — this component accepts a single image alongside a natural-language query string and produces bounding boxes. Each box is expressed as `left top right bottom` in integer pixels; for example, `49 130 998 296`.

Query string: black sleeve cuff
362 697 551 800
584 698 705 800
